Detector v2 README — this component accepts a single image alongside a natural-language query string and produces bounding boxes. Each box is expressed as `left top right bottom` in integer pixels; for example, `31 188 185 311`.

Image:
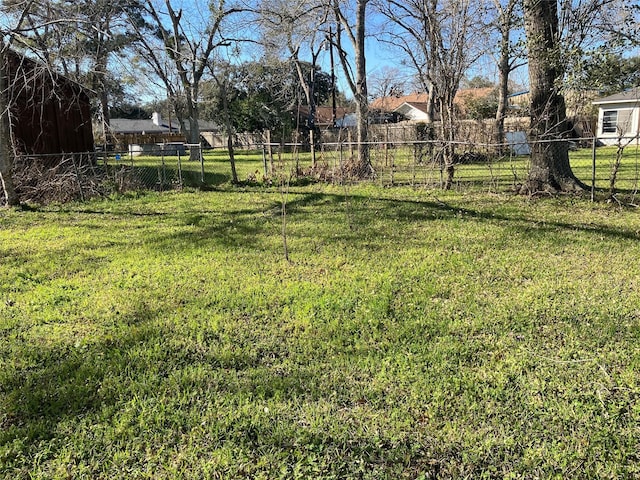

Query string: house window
602 109 633 135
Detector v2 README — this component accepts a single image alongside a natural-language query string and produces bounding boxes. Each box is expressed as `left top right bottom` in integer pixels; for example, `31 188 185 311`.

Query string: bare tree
376 0 488 189
333 0 373 177
130 0 247 161
491 0 524 150
208 60 239 184
369 66 407 100
0 0 37 207
258 0 331 166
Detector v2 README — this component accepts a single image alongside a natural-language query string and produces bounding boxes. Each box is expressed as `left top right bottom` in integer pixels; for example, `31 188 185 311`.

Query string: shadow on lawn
108 163 229 190
22 189 640 257
0 298 439 477
106 189 640 255
277 191 640 243
0 301 164 451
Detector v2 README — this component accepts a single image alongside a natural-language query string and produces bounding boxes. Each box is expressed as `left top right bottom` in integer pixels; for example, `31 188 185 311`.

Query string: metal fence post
177 146 183 189
591 135 597 202
262 144 268 177
199 144 205 184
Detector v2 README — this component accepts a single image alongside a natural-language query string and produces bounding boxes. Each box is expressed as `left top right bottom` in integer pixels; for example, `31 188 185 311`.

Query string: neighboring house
109 112 220 152
394 102 432 122
109 112 179 136
370 88 496 123
592 89 640 145
370 93 430 114
6 49 94 157
370 93 430 123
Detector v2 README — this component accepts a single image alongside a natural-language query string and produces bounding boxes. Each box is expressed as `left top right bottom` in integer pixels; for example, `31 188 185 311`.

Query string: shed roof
371 88 495 115
109 117 219 134
592 88 640 105
370 93 429 112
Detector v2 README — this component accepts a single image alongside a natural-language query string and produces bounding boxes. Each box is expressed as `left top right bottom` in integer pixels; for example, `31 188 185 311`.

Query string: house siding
593 90 640 146
596 103 640 145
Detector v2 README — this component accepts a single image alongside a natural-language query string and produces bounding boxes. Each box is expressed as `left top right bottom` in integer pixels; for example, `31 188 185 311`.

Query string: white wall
597 102 640 146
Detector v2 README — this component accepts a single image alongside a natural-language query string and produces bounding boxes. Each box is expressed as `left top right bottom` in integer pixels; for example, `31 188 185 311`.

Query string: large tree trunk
494 20 510 153
440 95 457 190
353 0 371 177
354 90 370 177
494 67 508 154
186 90 201 162
94 54 113 146
0 48 19 207
221 81 238 184
187 116 201 162
334 0 372 178
522 0 585 193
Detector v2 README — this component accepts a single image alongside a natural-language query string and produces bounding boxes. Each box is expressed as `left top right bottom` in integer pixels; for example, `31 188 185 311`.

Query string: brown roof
401 102 431 113
370 93 430 112
371 88 496 114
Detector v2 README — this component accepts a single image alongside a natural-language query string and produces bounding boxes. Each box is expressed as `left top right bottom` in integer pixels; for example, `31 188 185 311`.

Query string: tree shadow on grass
274 191 640 245
109 164 229 190
0 301 164 451
92 189 640 256
20 189 640 259
1 295 433 476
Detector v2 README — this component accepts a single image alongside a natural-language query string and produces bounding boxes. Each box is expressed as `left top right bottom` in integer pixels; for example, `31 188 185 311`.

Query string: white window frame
602 108 633 135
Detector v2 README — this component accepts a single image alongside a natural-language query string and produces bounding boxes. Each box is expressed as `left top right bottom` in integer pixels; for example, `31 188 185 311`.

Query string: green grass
109 144 640 198
1 178 640 477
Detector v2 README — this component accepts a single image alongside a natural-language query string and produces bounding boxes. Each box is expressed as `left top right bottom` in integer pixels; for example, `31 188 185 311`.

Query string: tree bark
522 0 586 193
0 48 19 206
221 80 238 184
334 0 372 178
493 13 510 153
440 94 457 189
353 0 371 177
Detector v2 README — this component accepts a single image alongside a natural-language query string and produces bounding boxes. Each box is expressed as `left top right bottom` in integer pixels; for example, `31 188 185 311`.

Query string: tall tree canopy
202 60 333 134
129 0 250 160
579 53 640 96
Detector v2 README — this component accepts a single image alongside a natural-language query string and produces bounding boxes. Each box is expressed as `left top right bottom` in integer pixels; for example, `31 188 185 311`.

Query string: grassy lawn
2 161 640 477
110 144 640 198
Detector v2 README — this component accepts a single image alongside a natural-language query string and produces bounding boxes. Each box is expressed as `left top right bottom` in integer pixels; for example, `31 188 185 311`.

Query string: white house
592 88 640 145
394 102 432 122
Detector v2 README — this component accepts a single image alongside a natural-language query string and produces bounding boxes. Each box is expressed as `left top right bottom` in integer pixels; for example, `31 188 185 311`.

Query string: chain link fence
3 136 640 205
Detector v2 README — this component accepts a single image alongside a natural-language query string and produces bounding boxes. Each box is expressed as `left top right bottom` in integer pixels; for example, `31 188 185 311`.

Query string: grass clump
1 184 640 478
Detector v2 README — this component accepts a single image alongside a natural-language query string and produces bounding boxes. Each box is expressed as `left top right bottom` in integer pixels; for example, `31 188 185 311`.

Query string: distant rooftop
109 112 219 134
592 88 640 105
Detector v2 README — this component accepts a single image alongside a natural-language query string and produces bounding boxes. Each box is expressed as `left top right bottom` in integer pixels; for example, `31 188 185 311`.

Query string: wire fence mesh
3 136 640 206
